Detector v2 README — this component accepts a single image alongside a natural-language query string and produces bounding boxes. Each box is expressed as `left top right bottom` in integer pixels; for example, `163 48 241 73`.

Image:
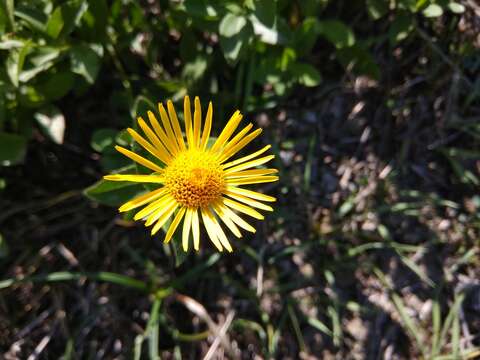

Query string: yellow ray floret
103 96 279 252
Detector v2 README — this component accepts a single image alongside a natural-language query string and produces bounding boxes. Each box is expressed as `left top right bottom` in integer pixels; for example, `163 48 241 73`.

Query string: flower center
163 149 225 208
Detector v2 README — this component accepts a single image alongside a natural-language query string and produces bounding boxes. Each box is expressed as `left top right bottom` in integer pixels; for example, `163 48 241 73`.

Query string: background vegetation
1 0 479 358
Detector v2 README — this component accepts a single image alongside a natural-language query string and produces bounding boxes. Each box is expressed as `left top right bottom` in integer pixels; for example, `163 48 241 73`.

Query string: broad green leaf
91 128 118 153
366 0 389 20
0 39 23 50
18 72 75 107
447 2 465 14
14 6 47 33
398 0 417 11
291 63 322 87
219 13 252 64
337 44 381 80
37 71 75 101
19 47 63 82
184 0 220 19
250 14 280 45
389 13 413 44
219 13 247 37
6 44 30 87
423 4 443 18
46 0 89 39
70 44 101 83
182 56 207 84
253 0 275 26
0 0 14 32
0 132 27 166
318 20 355 49
293 17 320 56
34 105 66 144
84 166 146 207
80 0 108 41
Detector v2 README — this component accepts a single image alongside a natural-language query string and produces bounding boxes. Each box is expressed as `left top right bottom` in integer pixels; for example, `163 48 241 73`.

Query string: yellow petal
208 212 233 252
223 197 264 220
224 155 275 174
146 112 178 155
127 128 171 164
164 207 187 243
201 207 224 251
218 204 256 233
104 174 164 183
226 168 278 178
226 186 276 202
212 204 242 238
114 146 164 173
227 176 279 185
200 101 213 150
193 96 202 148
158 103 179 152
225 192 273 212
219 128 262 163
151 203 178 235
192 208 200 251
211 111 242 152
222 145 271 168
184 95 195 149
133 195 173 220
182 208 193 252
118 187 167 212
137 116 162 149
220 123 253 156
145 200 177 226
167 100 186 151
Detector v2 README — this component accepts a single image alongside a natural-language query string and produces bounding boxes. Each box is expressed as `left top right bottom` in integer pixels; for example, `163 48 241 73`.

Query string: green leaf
80 0 108 42
0 39 23 50
14 6 48 33
70 44 101 83
84 167 146 206
182 56 208 84
0 132 27 166
398 0 417 11
318 20 355 49
366 0 389 20
423 4 443 18
19 47 63 82
291 63 322 87
34 105 66 144
447 2 465 14
337 44 381 80
6 44 30 87
38 71 75 101
219 13 252 64
46 0 89 39
18 71 75 107
184 0 220 19
252 0 276 27
0 0 14 32
293 17 320 56
389 13 413 44
91 128 118 153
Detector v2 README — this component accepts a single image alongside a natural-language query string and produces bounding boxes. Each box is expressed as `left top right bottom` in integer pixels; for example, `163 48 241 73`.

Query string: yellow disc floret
163 149 225 208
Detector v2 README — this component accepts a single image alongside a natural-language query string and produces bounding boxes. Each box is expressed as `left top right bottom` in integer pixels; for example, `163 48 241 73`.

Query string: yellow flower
104 96 278 252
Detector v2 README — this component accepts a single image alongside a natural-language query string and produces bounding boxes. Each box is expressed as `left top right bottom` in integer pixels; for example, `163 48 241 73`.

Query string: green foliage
0 0 106 163
0 0 470 167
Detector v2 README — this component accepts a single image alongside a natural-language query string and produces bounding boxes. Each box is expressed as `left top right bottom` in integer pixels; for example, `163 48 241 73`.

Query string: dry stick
174 294 237 358
203 311 236 360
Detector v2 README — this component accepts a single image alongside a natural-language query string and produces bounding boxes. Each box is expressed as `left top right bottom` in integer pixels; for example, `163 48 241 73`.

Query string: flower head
104 96 278 252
